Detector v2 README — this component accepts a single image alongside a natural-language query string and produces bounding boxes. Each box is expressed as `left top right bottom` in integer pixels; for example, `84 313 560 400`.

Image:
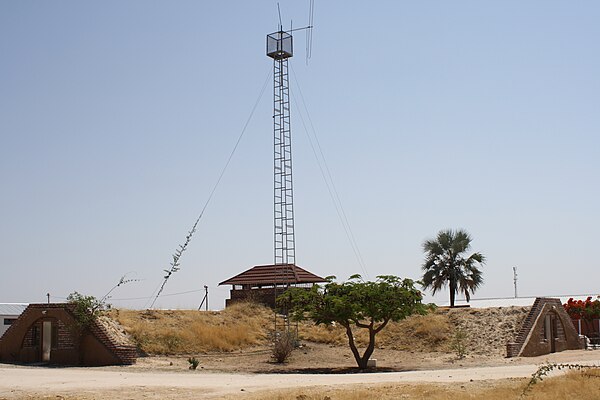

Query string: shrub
67 292 107 332
451 327 468 359
522 363 600 397
272 331 296 363
564 297 600 320
187 357 199 370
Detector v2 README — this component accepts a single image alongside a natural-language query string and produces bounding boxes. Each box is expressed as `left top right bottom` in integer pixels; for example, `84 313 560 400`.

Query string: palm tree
421 229 485 307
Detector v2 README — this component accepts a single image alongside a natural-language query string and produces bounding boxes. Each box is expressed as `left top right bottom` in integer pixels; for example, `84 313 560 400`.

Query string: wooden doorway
545 314 557 353
41 320 52 362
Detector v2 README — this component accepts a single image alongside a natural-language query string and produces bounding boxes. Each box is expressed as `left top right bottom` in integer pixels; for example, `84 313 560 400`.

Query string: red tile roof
219 264 327 286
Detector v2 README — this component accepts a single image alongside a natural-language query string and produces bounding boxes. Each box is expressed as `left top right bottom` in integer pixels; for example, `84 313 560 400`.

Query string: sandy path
1 353 599 399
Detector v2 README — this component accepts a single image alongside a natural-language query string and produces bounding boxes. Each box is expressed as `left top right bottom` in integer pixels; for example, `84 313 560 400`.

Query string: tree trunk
344 323 379 370
358 328 377 370
449 279 456 308
344 324 363 369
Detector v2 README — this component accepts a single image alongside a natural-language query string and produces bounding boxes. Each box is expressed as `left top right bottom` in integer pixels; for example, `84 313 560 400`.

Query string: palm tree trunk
449 279 456 307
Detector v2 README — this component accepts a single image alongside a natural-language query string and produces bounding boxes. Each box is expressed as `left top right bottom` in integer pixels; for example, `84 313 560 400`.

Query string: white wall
0 314 19 338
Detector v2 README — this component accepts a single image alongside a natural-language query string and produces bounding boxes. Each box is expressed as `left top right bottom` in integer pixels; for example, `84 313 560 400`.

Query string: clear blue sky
1 1 598 309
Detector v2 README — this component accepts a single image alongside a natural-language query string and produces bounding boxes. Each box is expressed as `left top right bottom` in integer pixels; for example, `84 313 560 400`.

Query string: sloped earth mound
106 305 531 373
297 306 530 357
444 306 530 357
110 302 273 354
97 315 136 348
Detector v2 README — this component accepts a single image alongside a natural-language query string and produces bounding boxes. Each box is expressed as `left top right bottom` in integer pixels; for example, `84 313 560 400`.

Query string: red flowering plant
563 296 600 320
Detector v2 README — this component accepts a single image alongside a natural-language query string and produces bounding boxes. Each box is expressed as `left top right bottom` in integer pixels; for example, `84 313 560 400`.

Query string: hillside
111 303 529 359
110 302 272 354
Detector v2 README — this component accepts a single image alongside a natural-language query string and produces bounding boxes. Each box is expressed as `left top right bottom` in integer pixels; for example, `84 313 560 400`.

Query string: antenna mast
266 4 314 333
267 30 296 269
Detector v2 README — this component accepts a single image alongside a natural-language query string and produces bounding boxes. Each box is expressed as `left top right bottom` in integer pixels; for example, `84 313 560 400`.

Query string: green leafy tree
278 275 426 370
67 292 107 332
66 292 107 364
421 229 485 307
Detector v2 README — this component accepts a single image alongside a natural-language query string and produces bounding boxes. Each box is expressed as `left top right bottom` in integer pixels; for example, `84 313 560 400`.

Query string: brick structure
507 297 584 357
0 303 137 366
219 264 327 308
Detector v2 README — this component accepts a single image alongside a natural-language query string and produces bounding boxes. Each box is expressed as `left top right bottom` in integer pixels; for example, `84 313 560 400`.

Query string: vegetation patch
224 368 600 400
111 303 528 358
379 312 452 351
299 311 452 352
279 275 426 369
271 331 297 363
112 302 272 354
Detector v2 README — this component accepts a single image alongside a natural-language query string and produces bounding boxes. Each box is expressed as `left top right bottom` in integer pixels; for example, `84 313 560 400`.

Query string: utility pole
198 285 209 311
513 266 518 298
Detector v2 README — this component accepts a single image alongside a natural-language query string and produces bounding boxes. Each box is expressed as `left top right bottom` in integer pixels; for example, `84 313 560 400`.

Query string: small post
46 293 50 304
198 285 209 311
513 266 518 298
204 285 209 311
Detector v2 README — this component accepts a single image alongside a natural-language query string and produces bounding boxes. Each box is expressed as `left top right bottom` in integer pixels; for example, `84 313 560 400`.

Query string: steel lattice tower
267 31 295 268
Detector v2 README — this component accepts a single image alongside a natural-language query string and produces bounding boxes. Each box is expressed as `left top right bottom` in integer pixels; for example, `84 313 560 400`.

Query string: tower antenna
277 3 283 30
306 0 314 64
266 3 315 334
267 29 296 270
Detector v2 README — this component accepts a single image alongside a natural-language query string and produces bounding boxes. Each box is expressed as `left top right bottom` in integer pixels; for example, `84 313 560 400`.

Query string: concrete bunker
0 303 136 366
507 297 584 357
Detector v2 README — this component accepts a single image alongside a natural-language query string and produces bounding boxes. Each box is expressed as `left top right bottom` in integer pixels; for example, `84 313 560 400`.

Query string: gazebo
219 264 327 308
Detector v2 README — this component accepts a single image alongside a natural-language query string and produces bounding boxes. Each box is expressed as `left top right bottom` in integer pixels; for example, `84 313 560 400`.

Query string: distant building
219 264 327 308
0 303 28 338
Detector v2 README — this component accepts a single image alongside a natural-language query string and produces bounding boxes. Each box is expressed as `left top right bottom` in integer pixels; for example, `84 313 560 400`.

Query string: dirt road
1 351 599 399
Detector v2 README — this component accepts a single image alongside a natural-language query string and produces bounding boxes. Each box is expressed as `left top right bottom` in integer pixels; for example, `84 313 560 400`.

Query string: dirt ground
1 347 599 400
127 341 544 374
120 305 543 374
132 341 600 374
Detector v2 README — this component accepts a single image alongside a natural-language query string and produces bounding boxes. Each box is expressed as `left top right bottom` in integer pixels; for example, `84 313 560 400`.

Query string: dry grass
109 305 527 358
109 306 456 356
111 302 273 354
110 304 455 357
297 322 351 346
379 312 452 351
224 382 522 400
298 307 528 357
223 368 600 400
522 367 600 399
297 311 453 352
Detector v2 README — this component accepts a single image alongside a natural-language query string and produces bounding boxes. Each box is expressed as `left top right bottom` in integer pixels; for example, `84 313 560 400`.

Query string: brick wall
88 317 137 365
0 303 137 366
507 298 583 358
57 319 75 349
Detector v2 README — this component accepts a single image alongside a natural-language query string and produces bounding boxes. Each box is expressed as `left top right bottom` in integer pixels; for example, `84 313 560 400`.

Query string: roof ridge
219 264 326 286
